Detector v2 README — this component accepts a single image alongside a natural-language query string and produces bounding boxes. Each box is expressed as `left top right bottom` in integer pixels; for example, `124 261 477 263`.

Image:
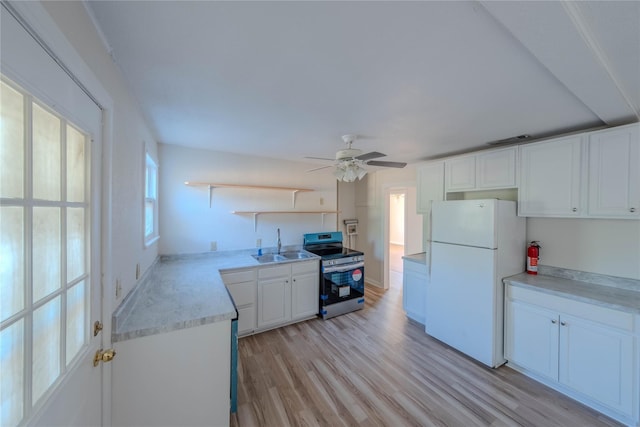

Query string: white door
1 5 104 427
559 314 634 417
588 124 640 218
505 299 559 381
519 135 583 217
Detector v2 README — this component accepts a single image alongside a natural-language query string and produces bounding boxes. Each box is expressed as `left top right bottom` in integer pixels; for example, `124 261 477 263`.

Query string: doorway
383 186 422 290
388 191 405 289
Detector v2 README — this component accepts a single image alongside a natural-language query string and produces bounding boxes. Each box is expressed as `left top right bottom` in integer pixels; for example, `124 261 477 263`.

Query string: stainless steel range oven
303 232 365 319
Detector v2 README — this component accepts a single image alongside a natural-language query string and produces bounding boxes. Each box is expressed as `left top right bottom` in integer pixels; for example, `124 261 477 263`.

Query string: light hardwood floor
231 282 621 427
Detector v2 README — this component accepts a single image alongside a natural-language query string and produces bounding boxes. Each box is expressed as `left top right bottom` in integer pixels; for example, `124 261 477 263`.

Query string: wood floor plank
231 282 623 427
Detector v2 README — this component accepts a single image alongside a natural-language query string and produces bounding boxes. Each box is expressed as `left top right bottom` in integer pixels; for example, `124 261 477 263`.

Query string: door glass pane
32 103 60 201
66 280 85 364
67 207 85 282
0 81 24 199
66 124 85 203
33 207 61 302
0 319 24 427
0 206 24 322
32 297 61 405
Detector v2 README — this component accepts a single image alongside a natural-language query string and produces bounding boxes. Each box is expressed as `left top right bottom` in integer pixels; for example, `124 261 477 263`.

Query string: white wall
41 2 160 304
158 144 338 254
528 218 640 280
354 166 421 287
337 181 358 248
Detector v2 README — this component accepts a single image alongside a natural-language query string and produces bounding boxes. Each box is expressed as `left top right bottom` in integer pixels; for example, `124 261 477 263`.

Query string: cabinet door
402 262 427 323
476 147 516 189
445 155 475 191
559 314 634 417
588 124 640 218
291 272 319 320
257 276 291 329
505 299 559 381
417 161 444 213
519 135 583 217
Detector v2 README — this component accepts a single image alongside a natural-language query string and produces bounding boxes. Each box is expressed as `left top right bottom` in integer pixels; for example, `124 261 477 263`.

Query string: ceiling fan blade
304 156 334 161
356 151 386 161
366 160 407 168
306 165 333 172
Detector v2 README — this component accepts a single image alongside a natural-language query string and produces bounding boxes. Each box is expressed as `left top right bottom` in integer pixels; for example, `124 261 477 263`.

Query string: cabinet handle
560 321 567 326
551 319 557 324
572 208 577 212
631 207 636 213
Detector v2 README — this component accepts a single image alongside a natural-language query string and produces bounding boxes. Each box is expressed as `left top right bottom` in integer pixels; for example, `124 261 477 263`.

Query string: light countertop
402 252 428 265
112 248 319 342
504 270 640 315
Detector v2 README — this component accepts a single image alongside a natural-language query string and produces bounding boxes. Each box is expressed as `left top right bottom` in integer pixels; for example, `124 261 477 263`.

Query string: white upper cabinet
417 161 444 214
445 147 517 192
445 155 476 191
519 135 584 217
588 124 640 218
476 147 517 189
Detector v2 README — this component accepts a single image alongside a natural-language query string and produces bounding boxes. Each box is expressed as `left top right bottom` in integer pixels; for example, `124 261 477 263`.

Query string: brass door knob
93 349 116 367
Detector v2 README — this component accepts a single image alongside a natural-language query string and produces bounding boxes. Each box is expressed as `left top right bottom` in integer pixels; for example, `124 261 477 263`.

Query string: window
1 76 90 426
144 151 159 246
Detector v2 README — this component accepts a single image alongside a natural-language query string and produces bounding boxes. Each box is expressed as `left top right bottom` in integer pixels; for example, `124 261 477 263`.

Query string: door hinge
93 348 116 367
93 320 103 336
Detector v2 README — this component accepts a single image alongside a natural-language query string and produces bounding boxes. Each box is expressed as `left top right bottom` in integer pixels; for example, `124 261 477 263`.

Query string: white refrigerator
425 199 525 368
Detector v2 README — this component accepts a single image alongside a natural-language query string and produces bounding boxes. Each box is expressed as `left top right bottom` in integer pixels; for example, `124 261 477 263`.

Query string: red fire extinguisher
527 241 541 275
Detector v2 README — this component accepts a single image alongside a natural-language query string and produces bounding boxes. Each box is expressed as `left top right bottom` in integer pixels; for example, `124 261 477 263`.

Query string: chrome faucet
277 228 282 254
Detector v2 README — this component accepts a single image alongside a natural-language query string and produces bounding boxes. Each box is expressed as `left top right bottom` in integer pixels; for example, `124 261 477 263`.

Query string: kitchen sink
251 251 315 263
280 251 314 260
251 253 286 263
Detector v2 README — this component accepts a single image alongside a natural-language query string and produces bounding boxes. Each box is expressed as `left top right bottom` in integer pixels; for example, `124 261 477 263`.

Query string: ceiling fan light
357 167 367 180
344 166 357 182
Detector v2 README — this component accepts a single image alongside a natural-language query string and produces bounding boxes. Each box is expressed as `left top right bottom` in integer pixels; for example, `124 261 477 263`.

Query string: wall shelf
232 210 339 231
184 182 313 208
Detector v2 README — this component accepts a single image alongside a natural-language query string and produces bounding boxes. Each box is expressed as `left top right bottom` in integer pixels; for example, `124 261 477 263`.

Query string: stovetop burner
303 231 364 265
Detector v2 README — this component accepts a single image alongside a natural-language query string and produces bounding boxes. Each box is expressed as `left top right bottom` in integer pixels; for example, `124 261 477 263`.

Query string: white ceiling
86 0 639 167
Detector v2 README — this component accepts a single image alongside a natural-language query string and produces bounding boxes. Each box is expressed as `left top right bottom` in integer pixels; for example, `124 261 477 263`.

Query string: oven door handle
322 261 365 273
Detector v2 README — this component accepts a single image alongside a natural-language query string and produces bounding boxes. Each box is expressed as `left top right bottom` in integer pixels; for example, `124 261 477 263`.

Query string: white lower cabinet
221 268 257 336
505 285 638 425
112 322 231 427
257 260 319 331
291 262 320 320
402 259 428 324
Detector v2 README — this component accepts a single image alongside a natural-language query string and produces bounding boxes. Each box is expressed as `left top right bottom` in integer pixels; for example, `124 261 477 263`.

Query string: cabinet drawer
221 268 256 284
292 260 318 275
227 281 256 306
258 264 290 279
237 305 256 335
507 285 634 332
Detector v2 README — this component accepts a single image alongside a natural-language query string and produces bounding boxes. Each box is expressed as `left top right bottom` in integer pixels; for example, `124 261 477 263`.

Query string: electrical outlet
256 238 262 248
210 241 217 251
320 197 324 205
115 279 122 299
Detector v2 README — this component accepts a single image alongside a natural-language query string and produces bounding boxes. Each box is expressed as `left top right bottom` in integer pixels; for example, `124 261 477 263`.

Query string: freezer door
425 242 503 367
432 200 497 249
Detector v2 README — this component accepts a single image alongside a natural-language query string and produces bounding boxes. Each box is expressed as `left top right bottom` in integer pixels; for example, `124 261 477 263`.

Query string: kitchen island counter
402 252 428 265
112 249 318 342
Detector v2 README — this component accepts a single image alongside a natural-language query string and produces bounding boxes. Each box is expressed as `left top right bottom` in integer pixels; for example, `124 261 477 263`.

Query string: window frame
143 149 159 247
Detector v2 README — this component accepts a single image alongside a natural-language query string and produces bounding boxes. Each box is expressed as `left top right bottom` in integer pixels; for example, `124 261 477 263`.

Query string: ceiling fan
306 135 407 182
